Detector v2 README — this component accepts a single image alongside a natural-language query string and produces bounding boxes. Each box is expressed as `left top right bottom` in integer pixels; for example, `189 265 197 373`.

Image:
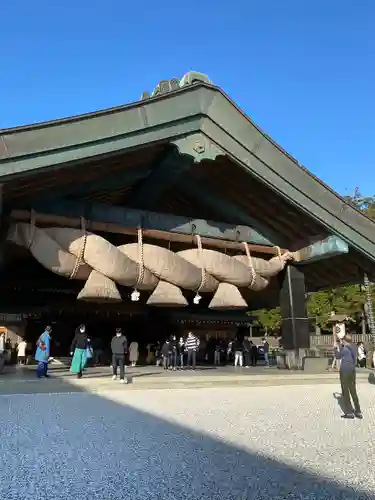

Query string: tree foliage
252 307 281 333
252 191 375 332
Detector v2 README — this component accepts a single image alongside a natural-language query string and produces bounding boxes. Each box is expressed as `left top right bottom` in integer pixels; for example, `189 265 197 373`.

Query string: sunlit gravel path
1 383 374 499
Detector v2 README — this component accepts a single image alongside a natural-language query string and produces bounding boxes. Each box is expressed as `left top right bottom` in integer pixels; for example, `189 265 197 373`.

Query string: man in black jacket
111 328 128 384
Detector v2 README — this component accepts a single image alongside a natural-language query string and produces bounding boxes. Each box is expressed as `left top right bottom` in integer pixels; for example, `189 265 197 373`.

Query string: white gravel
1 383 374 499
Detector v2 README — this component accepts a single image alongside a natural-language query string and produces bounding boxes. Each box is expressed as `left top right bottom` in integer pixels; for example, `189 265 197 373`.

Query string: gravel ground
1 383 374 499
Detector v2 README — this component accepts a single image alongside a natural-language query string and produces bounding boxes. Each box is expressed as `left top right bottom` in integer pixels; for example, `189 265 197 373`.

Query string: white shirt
358 345 366 360
17 341 27 357
0 335 5 353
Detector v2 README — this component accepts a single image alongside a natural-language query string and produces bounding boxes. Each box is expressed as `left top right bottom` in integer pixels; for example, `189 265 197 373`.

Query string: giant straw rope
7 221 294 309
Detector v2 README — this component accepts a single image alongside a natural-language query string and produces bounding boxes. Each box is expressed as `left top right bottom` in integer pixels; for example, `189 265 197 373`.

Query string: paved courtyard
1 383 374 499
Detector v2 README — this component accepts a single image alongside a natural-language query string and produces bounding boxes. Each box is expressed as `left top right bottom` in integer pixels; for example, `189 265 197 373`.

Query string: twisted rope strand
70 217 87 280
243 241 256 288
195 234 207 293
135 227 145 287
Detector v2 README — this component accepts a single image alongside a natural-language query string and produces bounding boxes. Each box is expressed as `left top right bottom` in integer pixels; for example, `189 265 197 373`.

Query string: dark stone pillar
279 265 310 368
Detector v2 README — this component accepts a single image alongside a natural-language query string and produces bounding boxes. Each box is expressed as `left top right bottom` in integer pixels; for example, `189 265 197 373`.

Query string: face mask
80 328 85 333
116 333 121 337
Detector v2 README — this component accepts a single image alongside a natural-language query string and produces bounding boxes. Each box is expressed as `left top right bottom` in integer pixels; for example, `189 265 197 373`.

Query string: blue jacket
334 343 357 372
35 332 51 363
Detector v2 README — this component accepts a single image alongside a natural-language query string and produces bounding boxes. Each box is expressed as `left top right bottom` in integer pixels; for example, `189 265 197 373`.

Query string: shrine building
1 71 375 356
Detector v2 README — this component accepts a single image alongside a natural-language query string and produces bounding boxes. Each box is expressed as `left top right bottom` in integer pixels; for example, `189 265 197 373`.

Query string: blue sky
1 0 374 196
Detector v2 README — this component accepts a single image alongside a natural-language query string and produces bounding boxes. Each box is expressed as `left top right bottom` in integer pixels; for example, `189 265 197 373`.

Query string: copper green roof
1 72 375 268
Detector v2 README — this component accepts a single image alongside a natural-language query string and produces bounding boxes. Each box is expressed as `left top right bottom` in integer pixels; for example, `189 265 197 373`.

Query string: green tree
306 290 334 328
252 307 281 334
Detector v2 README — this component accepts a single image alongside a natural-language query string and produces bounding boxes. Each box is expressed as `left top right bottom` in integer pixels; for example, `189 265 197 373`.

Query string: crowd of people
0 325 367 418
27 325 273 382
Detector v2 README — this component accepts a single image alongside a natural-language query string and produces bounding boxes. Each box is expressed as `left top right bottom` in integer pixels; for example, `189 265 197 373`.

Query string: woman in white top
129 341 139 367
357 342 366 368
17 339 28 365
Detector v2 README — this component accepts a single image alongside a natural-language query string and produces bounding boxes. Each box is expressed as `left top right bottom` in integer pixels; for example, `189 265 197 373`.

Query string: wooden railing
310 334 373 347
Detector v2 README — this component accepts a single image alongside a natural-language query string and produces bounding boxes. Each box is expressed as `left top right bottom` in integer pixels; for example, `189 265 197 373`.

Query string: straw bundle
7 222 292 308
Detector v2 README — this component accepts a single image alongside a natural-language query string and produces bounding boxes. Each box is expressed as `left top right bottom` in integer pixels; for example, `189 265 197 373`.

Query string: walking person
185 332 200 370
70 324 88 379
233 338 244 367
35 326 52 378
111 328 128 384
129 341 139 367
335 334 362 419
262 338 270 367
154 341 162 366
161 339 170 370
17 339 27 365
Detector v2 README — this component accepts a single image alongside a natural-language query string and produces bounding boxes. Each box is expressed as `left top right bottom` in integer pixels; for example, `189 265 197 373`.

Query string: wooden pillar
279 265 310 368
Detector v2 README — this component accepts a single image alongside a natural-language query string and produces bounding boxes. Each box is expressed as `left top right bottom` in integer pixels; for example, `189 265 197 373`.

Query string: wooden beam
19 198 277 247
293 235 349 264
9 209 285 255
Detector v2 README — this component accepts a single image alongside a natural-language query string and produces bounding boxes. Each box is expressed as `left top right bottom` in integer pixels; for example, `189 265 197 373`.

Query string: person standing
357 342 366 368
168 335 177 370
17 339 27 365
129 340 139 367
214 341 222 366
185 332 200 370
161 339 170 370
70 324 88 379
242 336 251 367
177 337 185 369
262 338 270 367
35 326 52 378
111 328 128 384
250 341 258 366
0 332 5 374
335 334 362 419
233 338 244 367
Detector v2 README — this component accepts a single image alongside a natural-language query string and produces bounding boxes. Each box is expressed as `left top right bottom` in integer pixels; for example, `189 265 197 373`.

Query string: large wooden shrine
1 71 375 352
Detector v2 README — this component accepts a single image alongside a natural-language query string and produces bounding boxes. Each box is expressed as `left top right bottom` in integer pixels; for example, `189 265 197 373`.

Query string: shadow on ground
0 375 373 499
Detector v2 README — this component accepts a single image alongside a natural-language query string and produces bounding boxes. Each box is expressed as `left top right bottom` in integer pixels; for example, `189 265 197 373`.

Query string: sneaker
355 412 363 419
112 375 117 380
120 379 126 384
341 414 355 419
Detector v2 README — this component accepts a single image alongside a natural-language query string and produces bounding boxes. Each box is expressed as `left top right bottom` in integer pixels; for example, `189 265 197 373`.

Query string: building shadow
0 379 373 499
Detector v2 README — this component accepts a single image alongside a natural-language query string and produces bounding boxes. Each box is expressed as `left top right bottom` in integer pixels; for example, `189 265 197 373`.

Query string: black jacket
232 340 243 352
111 335 128 355
161 342 170 356
70 331 88 352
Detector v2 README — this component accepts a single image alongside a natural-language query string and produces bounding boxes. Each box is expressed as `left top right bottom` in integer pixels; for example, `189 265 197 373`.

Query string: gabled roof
1 72 375 266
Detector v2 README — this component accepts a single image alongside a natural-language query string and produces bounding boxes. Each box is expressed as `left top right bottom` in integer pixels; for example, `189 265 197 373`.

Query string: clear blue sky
1 0 374 196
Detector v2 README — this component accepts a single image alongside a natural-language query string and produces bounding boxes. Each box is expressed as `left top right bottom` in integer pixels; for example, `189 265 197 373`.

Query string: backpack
37 336 47 351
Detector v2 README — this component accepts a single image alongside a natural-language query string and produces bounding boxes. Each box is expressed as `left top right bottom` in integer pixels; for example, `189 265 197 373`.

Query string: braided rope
70 217 87 280
27 210 36 250
8 222 287 306
243 241 256 288
275 245 282 261
195 234 207 293
135 227 145 287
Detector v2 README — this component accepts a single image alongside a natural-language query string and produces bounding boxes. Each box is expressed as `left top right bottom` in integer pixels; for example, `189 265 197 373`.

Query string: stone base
283 349 307 370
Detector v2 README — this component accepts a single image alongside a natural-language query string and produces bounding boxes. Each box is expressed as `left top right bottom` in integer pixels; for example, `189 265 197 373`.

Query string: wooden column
279 265 310 368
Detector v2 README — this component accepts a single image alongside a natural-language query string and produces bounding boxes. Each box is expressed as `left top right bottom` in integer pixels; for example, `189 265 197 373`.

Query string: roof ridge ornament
141 72 212 100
